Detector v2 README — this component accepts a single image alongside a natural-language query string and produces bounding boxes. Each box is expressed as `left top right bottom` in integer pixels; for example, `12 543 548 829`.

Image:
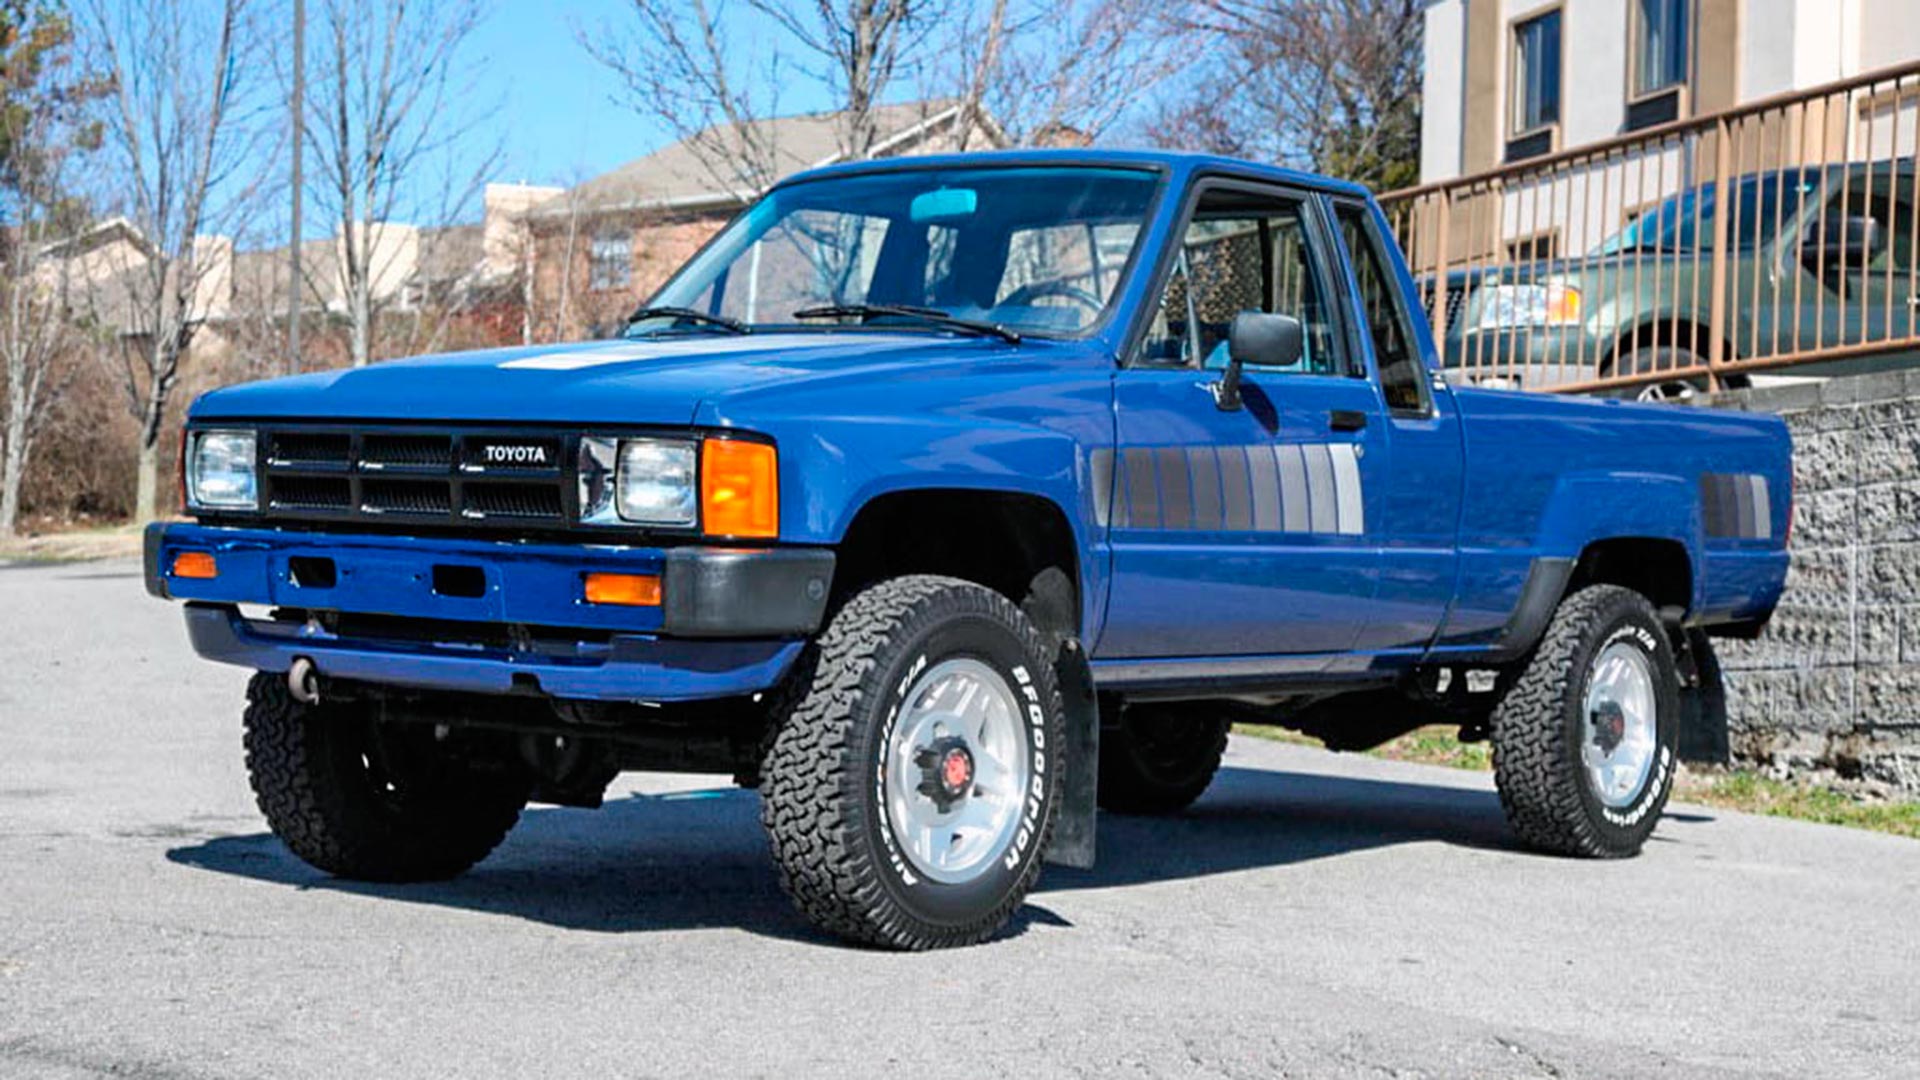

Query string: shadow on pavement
166 764 1529 944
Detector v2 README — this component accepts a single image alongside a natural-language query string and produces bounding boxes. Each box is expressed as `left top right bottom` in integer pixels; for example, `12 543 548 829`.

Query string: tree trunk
351 284 371 366
135 437 160 524
0 396 25 539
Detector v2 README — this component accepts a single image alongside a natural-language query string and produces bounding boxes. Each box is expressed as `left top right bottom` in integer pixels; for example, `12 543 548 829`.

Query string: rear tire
1490 585 1679 858
1097 704 1229 814
761 576 1063 950
242 673 528 882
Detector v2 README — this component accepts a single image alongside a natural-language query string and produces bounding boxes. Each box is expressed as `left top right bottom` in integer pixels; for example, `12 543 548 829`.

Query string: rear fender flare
1535 471 1704 611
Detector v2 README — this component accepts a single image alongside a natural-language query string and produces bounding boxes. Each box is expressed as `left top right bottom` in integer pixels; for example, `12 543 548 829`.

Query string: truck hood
190 332 1030 426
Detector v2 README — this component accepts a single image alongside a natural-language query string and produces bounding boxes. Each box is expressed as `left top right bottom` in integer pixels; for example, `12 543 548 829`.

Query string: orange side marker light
171 552 219 580
583 572 662 607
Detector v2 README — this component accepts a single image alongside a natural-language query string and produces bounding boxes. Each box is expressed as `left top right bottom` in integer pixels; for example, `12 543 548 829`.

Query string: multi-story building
1402 0 1920 397
1422 0 1920 186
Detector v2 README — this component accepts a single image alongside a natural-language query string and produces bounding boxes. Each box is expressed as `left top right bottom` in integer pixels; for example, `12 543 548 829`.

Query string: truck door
1100 180 1386 660
1330 199 1467 653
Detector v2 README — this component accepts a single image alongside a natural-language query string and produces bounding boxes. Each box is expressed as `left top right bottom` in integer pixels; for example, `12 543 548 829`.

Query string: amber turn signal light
171 551 219 579
701 438 778 539
583 572 661 607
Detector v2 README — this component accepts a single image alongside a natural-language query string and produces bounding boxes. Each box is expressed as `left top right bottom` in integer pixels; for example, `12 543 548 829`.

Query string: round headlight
187 429 258 510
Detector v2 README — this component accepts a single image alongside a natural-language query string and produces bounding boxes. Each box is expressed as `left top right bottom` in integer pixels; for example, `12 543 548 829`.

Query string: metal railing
1381 59 1920 399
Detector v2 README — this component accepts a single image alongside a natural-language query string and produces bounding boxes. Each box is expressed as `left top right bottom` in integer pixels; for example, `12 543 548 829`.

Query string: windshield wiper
792 303 1020 344
625 305 751 335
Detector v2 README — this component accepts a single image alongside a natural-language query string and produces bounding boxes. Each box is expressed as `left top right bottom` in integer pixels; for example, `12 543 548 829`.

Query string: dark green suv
1429 161 1918 400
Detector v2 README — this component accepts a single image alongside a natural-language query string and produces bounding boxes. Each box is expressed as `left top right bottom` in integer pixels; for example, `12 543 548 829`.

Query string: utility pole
287 0 305 374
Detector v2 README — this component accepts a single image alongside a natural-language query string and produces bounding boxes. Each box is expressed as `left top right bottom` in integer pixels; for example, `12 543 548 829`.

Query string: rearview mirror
1215 312 1304 411
1802 213 1884 268
910 187 978 224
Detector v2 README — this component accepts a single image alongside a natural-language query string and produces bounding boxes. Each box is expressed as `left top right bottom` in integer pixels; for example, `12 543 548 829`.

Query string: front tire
1097 704 1229 814
242 673 529 881
761 576 1064 950
1490 585 1679 858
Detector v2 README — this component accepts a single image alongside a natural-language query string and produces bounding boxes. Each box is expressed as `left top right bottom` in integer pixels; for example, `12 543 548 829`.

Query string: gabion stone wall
1698 370 1920 791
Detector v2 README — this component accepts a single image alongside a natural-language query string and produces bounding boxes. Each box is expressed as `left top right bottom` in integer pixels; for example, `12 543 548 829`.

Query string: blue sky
467 1 834 189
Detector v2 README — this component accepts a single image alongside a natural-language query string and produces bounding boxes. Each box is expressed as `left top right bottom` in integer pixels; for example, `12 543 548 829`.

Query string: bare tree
82 0 268 524
1149 0 1424 190
304 0 499 368
584 0 947 195
0 3 107 538
947 0 1187 149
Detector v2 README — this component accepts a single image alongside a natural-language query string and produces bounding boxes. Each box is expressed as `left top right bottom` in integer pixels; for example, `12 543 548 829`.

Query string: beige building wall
1420 0 1920 186
482 183 564 276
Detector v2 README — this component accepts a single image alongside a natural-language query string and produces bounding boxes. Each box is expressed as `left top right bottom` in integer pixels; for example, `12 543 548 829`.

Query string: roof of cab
775 148 1376 201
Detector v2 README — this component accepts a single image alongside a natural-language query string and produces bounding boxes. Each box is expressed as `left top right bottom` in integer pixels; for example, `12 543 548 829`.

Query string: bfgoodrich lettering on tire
760 575 1064 950
1490 584 1679 858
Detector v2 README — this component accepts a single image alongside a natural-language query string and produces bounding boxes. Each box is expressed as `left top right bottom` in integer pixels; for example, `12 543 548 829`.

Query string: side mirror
1215 312 1303 411
1802 213 1884 268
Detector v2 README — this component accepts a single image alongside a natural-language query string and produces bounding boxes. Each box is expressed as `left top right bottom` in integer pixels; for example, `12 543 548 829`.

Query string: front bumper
1442 327 1598 391
146 523 833 702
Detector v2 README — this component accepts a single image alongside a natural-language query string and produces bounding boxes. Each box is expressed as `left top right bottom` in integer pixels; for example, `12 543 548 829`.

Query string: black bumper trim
143 522 171 599
661 546 835 638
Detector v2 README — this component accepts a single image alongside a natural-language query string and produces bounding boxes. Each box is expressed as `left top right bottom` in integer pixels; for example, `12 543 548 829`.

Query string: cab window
1336 202 1432 415
1135 188 1347 374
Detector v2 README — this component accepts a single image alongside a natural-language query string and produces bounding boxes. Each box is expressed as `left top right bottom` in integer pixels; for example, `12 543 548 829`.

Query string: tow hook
288 656 322 705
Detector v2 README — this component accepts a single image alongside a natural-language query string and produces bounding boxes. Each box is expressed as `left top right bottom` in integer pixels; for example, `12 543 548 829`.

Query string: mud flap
1046 639 1098 869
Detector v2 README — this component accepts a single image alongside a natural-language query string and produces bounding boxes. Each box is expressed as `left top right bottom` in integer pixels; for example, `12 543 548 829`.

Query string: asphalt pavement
2 557 1917 1079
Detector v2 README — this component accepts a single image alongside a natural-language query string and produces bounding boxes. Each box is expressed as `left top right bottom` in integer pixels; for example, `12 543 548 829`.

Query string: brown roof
527 99 968 220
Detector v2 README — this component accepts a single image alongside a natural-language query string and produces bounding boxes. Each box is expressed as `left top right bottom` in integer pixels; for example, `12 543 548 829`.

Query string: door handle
1328 410 1369 432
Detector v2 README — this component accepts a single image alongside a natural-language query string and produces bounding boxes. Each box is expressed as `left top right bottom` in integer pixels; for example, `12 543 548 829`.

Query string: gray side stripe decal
1701 473 1772 539
1303 443 1337 534
1091 448 1114 528
1095 443 1366 536
1329 443 1365 534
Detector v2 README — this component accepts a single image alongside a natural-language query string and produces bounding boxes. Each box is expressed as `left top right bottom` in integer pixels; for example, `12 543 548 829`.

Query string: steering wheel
999 281 1105 319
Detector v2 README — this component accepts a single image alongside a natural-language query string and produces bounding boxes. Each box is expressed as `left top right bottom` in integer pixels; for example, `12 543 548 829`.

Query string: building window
589 231 631 291
1632 0 1689 99
1511 10 1562 138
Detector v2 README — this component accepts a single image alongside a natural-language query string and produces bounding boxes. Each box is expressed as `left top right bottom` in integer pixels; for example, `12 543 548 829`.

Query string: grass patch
1233 722 1920 840
0 522 145 563
1677 771 1920 840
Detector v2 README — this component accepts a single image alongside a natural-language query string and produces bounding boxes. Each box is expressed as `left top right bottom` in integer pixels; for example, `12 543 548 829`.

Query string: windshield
1594 169 1817 255
644 166 1161 338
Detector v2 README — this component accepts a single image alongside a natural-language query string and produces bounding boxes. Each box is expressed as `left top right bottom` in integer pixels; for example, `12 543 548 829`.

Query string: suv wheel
761 576 1063 950
1098 704 1229 814
1608 345 1746 403
243 673 529 881
1489 585 1679 858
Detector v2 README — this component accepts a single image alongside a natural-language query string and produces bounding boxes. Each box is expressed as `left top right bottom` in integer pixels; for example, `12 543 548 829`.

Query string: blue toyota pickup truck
145 150 1791 950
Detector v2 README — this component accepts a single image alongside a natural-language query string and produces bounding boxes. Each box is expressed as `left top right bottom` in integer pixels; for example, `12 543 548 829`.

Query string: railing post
1705 117 1735 391
1430 189 1452 362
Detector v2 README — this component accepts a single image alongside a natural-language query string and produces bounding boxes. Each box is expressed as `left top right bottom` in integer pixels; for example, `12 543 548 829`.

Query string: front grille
361 434 452 471
256 426 575 532
361 478 451 517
